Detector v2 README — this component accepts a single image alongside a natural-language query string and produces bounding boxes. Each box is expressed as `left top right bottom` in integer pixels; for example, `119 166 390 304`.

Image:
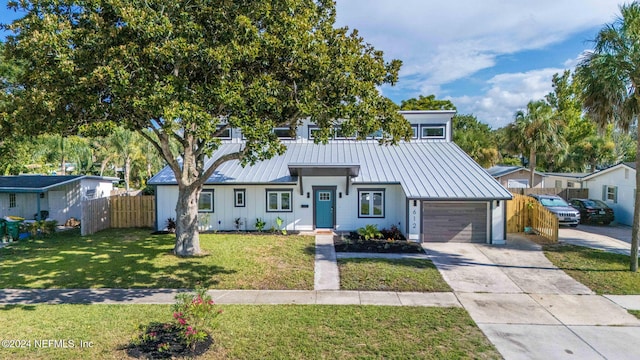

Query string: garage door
422 202 487 243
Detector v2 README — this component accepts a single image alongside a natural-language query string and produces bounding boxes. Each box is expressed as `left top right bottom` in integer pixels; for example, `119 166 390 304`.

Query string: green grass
338 258 452 292
0 229 315 289
543 244 640 294
0 304 501 359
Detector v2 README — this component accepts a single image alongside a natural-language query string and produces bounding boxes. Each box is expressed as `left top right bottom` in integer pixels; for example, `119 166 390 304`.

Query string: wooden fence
81 197 110 236
110 196 155 229
508 187 588 200
81 195 155 235
506 193 559 242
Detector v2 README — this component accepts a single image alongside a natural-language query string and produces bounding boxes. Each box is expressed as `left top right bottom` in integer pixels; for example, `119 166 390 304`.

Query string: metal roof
149 142 512 200
0 175 118 193
486 165 546 178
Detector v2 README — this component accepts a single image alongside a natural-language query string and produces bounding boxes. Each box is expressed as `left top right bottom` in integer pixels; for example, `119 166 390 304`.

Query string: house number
412 209 417 229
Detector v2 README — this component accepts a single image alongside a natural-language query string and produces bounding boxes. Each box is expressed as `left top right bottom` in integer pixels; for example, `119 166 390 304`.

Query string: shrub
255 218 266 232
357 224 382 240
127 287 221 358
166 218 176 233
380 225 405 240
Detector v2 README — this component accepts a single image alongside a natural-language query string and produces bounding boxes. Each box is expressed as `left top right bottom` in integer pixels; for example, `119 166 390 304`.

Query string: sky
0 1 625 129
335 0 624 128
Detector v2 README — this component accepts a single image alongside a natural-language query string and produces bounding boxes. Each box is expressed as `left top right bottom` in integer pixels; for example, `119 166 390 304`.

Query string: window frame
214 125 232 140
234 189 246 207
358 189 385 218
420 124 446 139
411 125 419 139
273 127 294 140
266 189 293 212
9 193 16 208
605 185 618 203
198 190 215 213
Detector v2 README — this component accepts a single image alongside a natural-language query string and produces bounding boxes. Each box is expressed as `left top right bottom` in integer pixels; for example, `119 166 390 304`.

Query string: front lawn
543 243 640 294
0 304 501 359
338 258 452 292
0 229 315 289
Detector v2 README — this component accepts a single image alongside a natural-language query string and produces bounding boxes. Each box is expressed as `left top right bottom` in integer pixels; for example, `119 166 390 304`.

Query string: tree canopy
2 0 410 256
575 2 640 271
399 94 456 111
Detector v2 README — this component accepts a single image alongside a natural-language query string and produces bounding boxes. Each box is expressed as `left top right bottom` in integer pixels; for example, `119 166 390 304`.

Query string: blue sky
0 0 624 128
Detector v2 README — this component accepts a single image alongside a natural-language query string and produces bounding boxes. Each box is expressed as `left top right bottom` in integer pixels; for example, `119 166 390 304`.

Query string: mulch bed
125 322 213 359
334 234 424 254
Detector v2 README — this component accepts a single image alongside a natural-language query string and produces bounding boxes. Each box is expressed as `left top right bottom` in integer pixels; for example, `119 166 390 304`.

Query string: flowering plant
172 287 223 348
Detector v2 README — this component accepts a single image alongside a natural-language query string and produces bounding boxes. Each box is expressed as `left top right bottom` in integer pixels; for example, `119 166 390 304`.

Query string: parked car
568 198 615 225
528 194 580 227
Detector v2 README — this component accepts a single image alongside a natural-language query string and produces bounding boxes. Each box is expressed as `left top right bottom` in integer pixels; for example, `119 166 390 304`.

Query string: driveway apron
422 236 640 360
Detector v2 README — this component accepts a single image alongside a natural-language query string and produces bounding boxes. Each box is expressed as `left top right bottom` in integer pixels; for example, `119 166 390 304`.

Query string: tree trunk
631 138 640 271
124 156 131 191
529 148 536 188
174 184 203 256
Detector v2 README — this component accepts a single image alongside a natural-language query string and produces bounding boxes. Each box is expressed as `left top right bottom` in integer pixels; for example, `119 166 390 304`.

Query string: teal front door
315 189 335 228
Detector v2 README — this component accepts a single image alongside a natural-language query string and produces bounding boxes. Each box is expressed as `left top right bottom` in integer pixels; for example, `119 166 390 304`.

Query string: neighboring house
0 175 117 224
544 172 589 189
581 162 636 226
149 111 512 244
486 165 545 188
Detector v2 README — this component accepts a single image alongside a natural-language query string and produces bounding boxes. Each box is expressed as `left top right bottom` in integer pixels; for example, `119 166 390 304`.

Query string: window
234 189 246 207
266 190 292 212
411 125 419 139
334 127 355 139
625 168 630 179
274 127 294 139
358 189 384 218
603 185 618 203
567 181 577 188
198 190 214 212
85 189 96 199
9 193 16 208
367 129 383 139
308 126 320 140
214 125 232 139
420 125 446 139
554 180 562 188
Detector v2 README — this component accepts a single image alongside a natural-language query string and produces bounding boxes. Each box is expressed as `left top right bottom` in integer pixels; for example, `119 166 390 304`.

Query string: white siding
492 200 506 244
583 167 635 226
155 179 407 234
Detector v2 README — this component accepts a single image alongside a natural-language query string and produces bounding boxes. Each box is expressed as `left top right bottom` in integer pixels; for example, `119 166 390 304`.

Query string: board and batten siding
583 166 635 226
154 178 407 233
422 201 488 243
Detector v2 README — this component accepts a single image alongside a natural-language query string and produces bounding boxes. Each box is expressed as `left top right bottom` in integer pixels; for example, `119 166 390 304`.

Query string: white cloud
335 0 621 127
453 68 564 129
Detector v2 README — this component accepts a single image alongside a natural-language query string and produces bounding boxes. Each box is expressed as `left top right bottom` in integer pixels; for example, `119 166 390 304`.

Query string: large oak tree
1 0 410 256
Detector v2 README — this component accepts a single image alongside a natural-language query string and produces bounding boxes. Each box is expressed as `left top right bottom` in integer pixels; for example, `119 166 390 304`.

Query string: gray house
0 175 117 224
149 111 512 243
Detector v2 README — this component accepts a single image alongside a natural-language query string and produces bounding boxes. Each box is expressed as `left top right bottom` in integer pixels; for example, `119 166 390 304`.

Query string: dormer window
420 125 446 139
214 125 232 139
274 127 294 139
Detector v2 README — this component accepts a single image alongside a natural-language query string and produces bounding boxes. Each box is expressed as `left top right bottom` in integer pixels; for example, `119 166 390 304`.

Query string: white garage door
422 202 487 243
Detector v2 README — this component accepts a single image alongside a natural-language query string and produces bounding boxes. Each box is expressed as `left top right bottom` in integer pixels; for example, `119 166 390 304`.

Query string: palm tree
575 2 640 271
510 100 565 187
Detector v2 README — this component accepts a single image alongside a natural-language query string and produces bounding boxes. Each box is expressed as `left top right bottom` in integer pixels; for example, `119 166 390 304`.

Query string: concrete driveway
422 234 640 360
560 224 633 256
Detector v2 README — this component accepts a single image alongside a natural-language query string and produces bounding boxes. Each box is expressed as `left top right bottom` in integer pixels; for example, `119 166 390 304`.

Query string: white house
581 162 636 226
0 175 117 224
543 172 589 189
149 111 512 244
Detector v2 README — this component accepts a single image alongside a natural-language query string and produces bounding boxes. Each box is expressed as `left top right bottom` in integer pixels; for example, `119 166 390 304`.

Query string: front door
314 188 335 228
